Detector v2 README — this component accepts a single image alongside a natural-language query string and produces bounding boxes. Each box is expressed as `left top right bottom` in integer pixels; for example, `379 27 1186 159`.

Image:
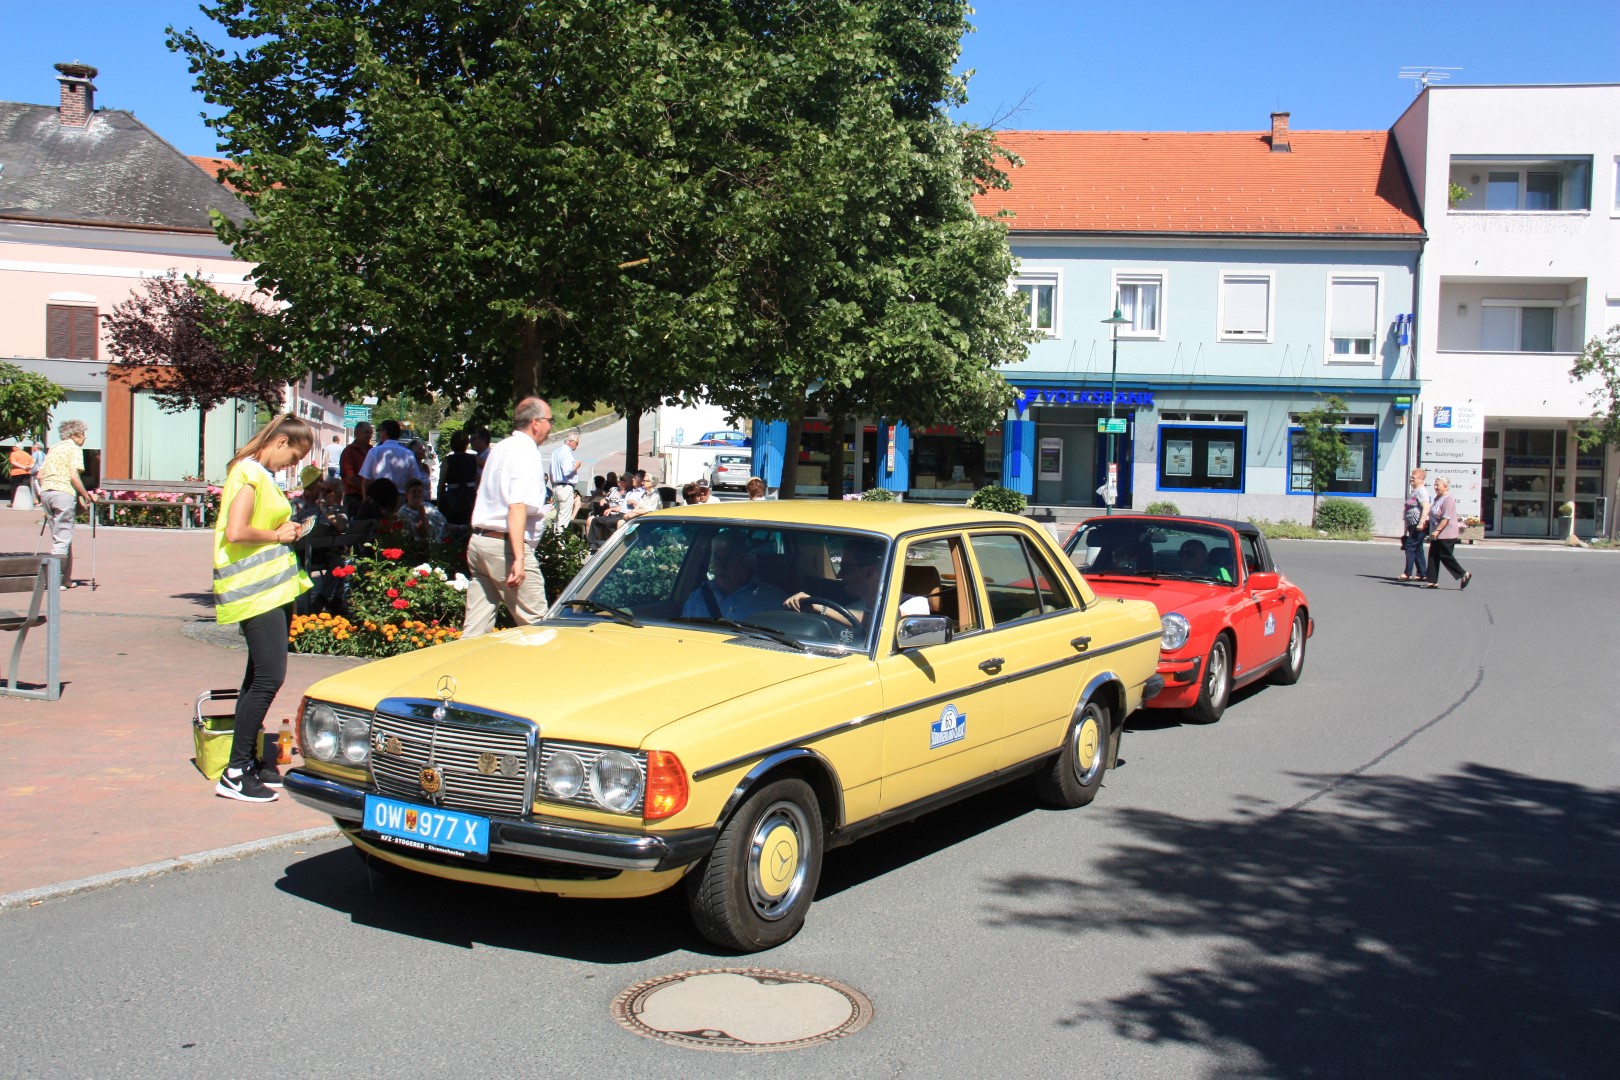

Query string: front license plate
362 795 490 860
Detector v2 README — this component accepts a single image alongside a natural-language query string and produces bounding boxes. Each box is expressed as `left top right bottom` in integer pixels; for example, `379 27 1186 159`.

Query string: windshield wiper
557 599 642 627
670 616 809 652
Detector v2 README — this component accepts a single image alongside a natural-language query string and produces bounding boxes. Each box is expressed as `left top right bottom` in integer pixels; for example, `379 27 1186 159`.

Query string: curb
0 824 341 912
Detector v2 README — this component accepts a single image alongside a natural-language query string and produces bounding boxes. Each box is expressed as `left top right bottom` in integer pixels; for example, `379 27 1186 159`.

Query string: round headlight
304 704 340 762
1161 612 1191 653
544 751 585 800
589 751 644 814
339 718 370 765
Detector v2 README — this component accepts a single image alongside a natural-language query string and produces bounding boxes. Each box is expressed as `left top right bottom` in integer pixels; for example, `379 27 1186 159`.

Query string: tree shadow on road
983 764 1620 1079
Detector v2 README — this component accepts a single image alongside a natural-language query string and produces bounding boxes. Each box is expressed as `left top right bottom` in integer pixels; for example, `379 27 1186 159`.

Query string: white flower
434 568 447 580
413 563 433 576
449 573 470 593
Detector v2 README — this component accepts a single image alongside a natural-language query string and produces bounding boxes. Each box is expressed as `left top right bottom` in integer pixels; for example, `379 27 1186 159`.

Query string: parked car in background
1062 515 1312 724
693 430 748 447
708 451 753 491
286 501 1164 951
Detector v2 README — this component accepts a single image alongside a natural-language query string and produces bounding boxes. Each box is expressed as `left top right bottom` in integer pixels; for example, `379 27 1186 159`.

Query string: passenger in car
680 530 788 620
1178 539 1232 582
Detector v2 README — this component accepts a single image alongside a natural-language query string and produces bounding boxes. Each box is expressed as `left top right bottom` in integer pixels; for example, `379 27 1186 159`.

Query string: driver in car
784 536 929 627
681 530 787 620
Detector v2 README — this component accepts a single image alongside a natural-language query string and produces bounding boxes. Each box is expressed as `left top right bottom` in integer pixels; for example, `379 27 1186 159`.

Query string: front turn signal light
643 751 688 821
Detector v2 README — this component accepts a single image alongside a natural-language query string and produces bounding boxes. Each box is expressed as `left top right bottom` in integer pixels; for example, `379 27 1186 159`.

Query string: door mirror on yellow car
896 615 951 650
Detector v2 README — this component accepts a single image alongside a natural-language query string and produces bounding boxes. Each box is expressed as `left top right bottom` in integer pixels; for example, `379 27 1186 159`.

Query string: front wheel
1270 610 1307 685
1035 697 1111 808
686 778 823 952
1185 635 1231 724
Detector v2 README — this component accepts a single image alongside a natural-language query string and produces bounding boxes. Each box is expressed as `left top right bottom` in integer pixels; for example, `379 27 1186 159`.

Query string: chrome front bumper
285 768 716 873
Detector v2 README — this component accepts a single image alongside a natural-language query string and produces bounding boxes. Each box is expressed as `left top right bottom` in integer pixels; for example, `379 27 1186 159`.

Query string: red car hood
1084 574 1236 615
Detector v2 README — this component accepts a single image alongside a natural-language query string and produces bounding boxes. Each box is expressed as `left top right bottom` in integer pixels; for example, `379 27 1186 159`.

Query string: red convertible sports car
1062 516 1313 723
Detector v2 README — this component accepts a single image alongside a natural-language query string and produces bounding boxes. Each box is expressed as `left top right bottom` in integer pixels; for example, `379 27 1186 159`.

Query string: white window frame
1012 270 1061 338
1217 271 1275 343
1325 274 1381 364
1480 298 1561 353
1110 269 1167 340
1612 155 1620 217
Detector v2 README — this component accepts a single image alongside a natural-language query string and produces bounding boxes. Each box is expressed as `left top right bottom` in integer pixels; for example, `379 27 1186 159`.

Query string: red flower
385 588 399 599
331 566 355 579
381 548 404 560
404 578 418 588
391 599 410 609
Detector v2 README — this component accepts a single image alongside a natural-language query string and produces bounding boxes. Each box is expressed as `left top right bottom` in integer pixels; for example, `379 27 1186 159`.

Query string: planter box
1460 525 1484 544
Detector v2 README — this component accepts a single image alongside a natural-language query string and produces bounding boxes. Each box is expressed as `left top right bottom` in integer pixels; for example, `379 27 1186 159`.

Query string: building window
1328 277 1379 360
1157 424 1245 492
1287 421 1378 497
1613 156 1620 214
1218 273 1271 341
1481 300 1559 352
46 305 99 360
1013 273 1059 337
1112 271 1164 338
1451 156 1591 212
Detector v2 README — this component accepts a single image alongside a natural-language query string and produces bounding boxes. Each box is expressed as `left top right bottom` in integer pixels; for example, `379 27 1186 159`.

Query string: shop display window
910 429 999 499
1287 428 1377 497
1156 425 1245 492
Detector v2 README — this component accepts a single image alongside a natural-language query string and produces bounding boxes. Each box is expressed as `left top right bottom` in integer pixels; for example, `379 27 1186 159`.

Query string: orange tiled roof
973 130 1422 237
188 155 238 192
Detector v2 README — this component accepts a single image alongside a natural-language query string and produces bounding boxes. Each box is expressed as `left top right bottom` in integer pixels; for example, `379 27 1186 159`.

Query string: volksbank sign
1018 387 1155 408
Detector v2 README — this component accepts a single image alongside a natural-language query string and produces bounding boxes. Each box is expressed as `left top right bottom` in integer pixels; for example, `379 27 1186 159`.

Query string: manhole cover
611 968 874 1053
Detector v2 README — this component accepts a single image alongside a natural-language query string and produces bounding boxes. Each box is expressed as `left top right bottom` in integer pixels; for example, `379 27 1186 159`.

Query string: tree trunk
624 410 640 477
779 399 806 501
197 409 208 483
825 412 847 500
513 319 543 403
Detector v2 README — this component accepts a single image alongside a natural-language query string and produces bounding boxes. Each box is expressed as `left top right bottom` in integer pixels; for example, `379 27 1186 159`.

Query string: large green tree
172 0 1031 492
0 362 65 446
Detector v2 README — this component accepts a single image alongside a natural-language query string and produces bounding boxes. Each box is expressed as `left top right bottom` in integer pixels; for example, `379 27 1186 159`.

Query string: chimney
1269 111 1291 153
55 61 98 126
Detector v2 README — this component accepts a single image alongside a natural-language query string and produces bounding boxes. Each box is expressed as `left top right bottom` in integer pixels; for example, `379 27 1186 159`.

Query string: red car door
1232 531 1291 677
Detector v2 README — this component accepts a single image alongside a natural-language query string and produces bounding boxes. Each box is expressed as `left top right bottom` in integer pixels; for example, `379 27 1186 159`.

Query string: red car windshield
1065 520 1236 584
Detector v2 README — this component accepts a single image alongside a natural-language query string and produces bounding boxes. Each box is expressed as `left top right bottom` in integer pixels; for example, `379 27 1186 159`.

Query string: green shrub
860 488 897 502
965 484 1027 515
1313 497 1373 532
1144 500 1180 516
534 527 589 603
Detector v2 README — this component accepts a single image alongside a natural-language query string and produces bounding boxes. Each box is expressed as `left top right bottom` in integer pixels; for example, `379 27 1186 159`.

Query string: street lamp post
1100 307 1131 515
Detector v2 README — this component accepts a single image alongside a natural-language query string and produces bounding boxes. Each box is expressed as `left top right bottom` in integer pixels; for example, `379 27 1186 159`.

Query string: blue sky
1 0 1616 156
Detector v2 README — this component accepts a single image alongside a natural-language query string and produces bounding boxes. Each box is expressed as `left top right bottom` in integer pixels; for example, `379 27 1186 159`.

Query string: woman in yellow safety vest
213 414 314 803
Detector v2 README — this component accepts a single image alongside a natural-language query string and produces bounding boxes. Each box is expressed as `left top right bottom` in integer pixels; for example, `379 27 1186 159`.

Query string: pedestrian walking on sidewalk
547 430 581 534
1399 467 1431 581
463 397 552 638
213 414 315 803
37 419 97 588
1422 476 1473 591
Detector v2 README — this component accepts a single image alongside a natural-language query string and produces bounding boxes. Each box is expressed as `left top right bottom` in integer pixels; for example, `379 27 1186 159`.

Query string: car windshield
552 519 892 652
1065 520 1237 584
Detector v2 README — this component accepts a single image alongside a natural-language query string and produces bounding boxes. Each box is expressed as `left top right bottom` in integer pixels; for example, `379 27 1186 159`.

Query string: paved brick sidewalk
0 508 358 895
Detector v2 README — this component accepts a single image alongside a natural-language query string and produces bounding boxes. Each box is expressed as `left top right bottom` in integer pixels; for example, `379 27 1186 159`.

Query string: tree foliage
1293 394 1350 526
0 362 66 444
170 0 1031 491
1570 323 1620 538
103 271 285 477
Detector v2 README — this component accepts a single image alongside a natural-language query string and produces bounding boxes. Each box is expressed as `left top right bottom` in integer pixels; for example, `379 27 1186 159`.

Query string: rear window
716 455 750 467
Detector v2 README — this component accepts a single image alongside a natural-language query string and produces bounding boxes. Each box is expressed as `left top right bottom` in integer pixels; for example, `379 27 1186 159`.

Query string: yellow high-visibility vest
213 459 311 625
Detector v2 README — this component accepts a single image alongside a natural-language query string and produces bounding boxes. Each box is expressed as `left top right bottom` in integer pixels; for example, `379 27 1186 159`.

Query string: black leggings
231 603 292 771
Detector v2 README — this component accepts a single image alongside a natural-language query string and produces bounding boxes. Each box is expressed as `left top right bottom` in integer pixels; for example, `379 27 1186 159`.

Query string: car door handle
1070 636 1092 651
978 657 1004 674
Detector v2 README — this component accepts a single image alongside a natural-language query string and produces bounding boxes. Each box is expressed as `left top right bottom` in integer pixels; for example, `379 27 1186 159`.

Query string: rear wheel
1035 697 1111 808
687 778 823 952
1185 635 1231 724
1270 610 1307 685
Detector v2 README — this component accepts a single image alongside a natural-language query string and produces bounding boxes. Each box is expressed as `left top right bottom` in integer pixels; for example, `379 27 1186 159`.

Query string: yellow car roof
643 499 1027 537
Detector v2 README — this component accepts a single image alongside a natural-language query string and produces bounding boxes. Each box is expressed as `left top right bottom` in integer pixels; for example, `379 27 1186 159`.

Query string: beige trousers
463 532 548 638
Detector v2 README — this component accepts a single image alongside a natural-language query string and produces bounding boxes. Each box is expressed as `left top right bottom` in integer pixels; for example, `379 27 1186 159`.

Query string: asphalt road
3 540 1617 1079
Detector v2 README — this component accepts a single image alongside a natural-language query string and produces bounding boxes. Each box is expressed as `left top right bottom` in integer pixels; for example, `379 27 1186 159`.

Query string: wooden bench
1 554 61 701
95 479 213 529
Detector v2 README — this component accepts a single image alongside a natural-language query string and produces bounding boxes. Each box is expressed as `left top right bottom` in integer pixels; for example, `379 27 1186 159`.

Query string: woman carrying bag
213 414 314 802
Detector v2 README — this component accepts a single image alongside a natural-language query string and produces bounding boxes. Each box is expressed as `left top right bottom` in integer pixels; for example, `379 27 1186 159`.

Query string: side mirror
1247 571 1280 591
896 615 951 650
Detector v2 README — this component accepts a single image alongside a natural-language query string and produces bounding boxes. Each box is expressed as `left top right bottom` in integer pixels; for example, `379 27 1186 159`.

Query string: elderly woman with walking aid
36 419 97 589
213 414 315 803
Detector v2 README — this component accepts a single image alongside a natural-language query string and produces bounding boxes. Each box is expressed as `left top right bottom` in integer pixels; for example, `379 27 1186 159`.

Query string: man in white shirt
463 397 553 637
322 434 344 479
359 419 424 495
547 430 581 535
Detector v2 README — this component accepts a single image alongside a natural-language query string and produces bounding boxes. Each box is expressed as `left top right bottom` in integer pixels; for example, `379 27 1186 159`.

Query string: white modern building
1393 84 1620 538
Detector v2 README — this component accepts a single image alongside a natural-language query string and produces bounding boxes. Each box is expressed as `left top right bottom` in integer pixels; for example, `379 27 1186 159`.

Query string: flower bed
79 486 223 527
289 612 461 657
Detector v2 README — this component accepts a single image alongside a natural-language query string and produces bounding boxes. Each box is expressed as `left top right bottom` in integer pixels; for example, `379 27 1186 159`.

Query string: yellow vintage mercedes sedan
286 501 1164 951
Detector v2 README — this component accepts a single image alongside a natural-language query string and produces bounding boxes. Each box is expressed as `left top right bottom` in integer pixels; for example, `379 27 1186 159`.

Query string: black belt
472 527 508 538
